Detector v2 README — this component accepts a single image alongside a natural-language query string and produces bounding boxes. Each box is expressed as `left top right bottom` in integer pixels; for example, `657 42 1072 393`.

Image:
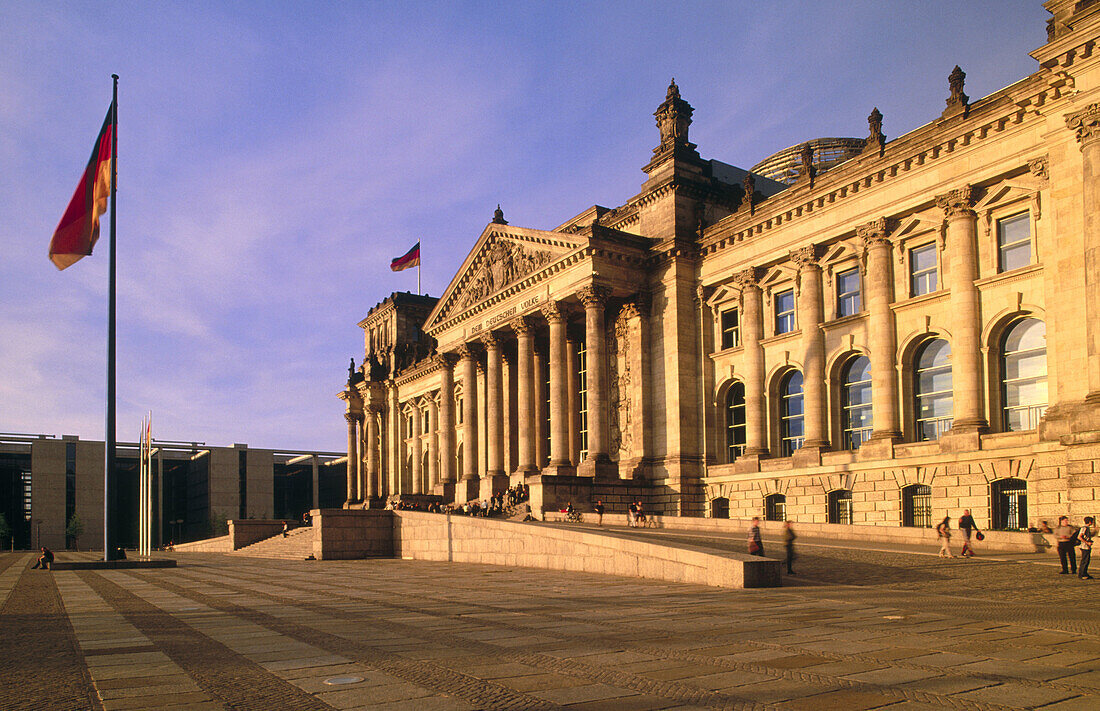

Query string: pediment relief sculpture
456 239 556 311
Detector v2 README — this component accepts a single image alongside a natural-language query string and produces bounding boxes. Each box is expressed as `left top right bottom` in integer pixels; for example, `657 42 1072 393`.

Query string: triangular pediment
424 223 588 333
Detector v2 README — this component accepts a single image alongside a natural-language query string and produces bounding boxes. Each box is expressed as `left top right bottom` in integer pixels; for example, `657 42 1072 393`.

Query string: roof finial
491 204 508 225
654 79 694 155
943 65 969 119
666 77 679 101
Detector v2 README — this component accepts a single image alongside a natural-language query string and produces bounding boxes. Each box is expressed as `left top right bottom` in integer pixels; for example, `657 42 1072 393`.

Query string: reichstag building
340 0 1100 532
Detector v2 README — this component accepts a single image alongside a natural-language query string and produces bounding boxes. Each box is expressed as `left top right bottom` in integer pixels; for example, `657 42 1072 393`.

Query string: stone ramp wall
391 511 780 588
169 535 231 553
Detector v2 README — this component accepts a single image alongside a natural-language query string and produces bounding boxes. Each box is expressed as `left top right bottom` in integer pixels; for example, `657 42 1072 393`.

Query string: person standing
627 502 637 528
958 509 980 557
783 521 796 574
748 517 764 556
1078 516 1095 580
594 500 605 527
1055 515 1078 575
936 516 954 558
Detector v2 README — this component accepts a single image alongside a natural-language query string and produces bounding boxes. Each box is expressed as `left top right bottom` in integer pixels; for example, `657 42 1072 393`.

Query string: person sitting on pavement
31 546 54 570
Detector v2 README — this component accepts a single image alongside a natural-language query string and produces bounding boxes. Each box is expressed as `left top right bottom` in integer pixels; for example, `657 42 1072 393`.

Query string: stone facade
341 2 1100 533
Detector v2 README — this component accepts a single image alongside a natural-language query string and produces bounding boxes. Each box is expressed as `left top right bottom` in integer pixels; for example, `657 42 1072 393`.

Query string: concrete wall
74 440 105 550
543 510 1054 554
228 519 287 550
170 534 232 552
208 448 240 523
31 440 66 550
312 509 393 560
393 511 780 588
245 449 274 519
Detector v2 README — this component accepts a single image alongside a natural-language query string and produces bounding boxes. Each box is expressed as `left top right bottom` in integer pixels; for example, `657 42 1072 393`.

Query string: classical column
533 348 546 467
436 354 457 485
512 316 538 475
386 383 399 496
458 344 479 481
344 412 360 502
579 285 613 470
542 301 574 474
1067 105 1100 402
938 185 986 432
365 405 381 500
482 333 505 478
793 246 827 448
411 403 423 494
427 396 440 490
566 335 580 465
503 350 517 475
860 219 901 440
737 268 768 456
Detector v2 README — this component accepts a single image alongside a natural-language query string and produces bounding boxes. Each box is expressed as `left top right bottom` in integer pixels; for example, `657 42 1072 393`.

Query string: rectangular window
835 268 861 317
720 309 740 349
909 243 938 297
997 212 1031 273
457 398 463 424
774 289 796 334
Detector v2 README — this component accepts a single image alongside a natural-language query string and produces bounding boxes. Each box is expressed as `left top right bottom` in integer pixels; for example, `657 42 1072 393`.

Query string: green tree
0 513 11 550
66 514 85 551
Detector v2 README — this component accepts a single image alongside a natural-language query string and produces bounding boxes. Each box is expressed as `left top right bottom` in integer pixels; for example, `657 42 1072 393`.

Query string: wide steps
232 526 315 559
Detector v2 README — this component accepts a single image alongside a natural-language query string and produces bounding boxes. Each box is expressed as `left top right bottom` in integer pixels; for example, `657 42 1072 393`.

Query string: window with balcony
914 338 953 441
779 370 804 456
725 382 746 462
1002 317 1047 431
841 355 872 449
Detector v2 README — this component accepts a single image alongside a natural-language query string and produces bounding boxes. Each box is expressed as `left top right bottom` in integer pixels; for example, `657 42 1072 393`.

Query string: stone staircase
231 526 315 560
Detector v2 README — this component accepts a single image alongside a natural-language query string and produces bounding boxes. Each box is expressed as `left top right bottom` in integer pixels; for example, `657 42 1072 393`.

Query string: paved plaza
2 528 1100 710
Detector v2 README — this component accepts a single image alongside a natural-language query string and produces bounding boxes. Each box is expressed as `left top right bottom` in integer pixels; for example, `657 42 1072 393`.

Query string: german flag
49 104 114 270
390 241 420 272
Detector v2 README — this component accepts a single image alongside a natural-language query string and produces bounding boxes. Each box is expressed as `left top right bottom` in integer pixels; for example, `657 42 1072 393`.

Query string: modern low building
338 0 1100 533
0 433 346 550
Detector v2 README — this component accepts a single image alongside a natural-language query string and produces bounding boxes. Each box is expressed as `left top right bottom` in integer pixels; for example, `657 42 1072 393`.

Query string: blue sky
0 1 1049 452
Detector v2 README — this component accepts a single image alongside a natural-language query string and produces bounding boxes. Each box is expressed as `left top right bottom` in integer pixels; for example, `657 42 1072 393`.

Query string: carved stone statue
653 78 694 154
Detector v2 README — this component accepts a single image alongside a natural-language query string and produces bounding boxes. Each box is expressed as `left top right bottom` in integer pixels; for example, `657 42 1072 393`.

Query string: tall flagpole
418 243 421 294
103 75 119 561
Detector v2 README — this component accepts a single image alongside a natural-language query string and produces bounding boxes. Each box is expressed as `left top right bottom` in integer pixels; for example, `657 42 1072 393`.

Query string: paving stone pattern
3 534 1100 710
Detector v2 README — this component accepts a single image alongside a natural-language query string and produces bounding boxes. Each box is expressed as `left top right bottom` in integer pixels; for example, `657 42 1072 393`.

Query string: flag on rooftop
390 241 420 272
48 104 115 270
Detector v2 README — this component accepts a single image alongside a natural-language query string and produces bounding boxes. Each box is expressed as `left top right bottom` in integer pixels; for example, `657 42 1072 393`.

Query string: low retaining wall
312 509 393 560
169 535 231 553
542 511 1055 554
393 511 780 588
229 520 292 550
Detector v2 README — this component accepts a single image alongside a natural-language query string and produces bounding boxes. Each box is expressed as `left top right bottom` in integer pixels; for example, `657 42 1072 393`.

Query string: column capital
433 352 459 369
456 343 477 361
857 217 892 248
789 245 821 270
734 266 760 288
935 185 975 220
577 284 611 308
620 298 647 321
1066 103 1100 147
510 314 536 335
480 332 502 350
344 412 363 424
365 403 383 415
540 300 570 324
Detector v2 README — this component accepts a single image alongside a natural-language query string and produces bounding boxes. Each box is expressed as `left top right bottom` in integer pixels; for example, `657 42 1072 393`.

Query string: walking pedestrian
1055 515 1078 575
783 521 796 574
936 516 955 558
958 509 980 557
1078 516 1095 580
594 500 605 527
748 517 764 556
627 502 637 528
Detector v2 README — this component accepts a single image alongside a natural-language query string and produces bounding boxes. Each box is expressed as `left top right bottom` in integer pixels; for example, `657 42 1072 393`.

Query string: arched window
991 478 1028 530
725 382 746 462
901 484 932 528
827 489 852 524
914 339 952 441
841 355 873 449
1002 318 1047 431
779 371 804 456
710 497 729 519
765 494 786 522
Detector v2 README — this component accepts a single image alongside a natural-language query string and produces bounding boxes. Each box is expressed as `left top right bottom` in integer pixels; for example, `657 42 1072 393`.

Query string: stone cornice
699 70 1059 260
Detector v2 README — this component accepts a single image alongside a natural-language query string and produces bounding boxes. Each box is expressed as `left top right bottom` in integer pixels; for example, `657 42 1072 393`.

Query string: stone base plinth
454 478 481 504
479 474 509 500
577 458 618 479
